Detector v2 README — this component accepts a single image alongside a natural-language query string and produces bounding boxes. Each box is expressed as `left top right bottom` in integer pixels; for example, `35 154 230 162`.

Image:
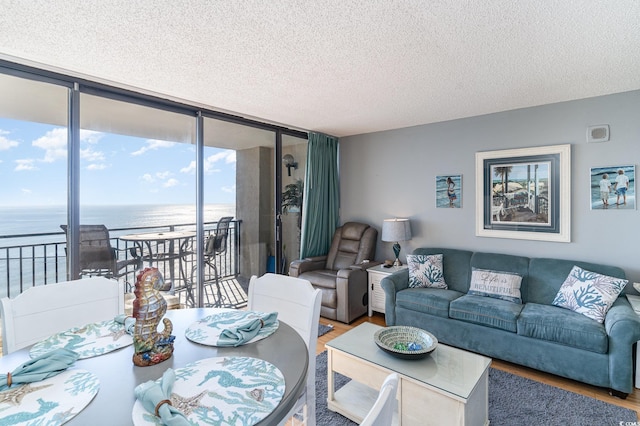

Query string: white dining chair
360 373 399 426
0 276 124 355
248 273 322 426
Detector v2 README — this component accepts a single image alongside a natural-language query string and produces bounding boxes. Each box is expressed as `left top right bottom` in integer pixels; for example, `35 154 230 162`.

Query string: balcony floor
175 275 249 309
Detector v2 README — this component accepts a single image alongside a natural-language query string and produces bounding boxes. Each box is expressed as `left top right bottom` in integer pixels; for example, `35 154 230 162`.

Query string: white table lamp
381 218 412 266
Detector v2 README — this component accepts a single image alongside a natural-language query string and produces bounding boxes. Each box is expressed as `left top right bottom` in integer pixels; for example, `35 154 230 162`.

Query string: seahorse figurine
132 267 175 367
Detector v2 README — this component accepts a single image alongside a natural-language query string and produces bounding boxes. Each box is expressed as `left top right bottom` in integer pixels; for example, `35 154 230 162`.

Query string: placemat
29 319 134 359
0 369 99 426
132 356 285 425
185 310 279 346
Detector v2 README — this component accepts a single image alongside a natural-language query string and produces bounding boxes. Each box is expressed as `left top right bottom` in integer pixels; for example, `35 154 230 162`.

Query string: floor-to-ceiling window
204 116 275 282
0 72 70 295
77 93 198 297
0 60 308 306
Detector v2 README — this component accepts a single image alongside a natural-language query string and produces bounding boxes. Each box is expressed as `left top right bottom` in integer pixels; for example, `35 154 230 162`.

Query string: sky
0 117 236 206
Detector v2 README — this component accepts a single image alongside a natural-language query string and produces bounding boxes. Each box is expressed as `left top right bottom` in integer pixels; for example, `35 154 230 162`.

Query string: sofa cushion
470 252 529 303
527 258 626 305
412 248 473 293
517 303 608 354
449 295 522 332
396 288 463 318
552 265 628 323
407 254 447 289
467 268 523 304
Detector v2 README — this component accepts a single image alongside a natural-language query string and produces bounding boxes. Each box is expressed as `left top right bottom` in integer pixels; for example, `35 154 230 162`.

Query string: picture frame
475 144 571 242
589 165 635 210
436 174 462 208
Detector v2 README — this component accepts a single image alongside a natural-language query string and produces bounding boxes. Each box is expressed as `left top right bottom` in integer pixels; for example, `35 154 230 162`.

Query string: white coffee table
326 322 491 426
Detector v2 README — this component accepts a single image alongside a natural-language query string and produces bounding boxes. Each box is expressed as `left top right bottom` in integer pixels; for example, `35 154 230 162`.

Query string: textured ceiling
1 1 640 137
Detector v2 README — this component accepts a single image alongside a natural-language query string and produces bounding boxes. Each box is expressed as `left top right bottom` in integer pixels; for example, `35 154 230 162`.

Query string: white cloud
80 147 106 162
32 128 67 163
87 163 107 171
180 160 195 174
21 188 32 195
222 184 236 193
180 150 235 174
31 128 107 168
142 173 155 183
80 130 104 144
15 159 37 171
140 171 174 183
209 150 236 164
180 161 196 174
163 178 179 188
131 139 176 156
0 130 19 151
141 172 179 189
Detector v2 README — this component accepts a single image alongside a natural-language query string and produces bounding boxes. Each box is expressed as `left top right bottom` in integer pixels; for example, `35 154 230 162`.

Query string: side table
625 294 640 388
367 264 408 316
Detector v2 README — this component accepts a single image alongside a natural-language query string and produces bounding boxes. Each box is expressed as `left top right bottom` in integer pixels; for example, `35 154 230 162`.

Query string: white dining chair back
248 273 321 426
359 373 399 426
0 277 124 355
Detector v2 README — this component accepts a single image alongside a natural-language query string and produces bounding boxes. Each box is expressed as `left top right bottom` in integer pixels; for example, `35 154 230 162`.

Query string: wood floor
318 313 640 419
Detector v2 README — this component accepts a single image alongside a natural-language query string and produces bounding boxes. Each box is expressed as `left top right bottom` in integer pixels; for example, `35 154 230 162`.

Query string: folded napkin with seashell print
217 311 278 347
0 348 79 392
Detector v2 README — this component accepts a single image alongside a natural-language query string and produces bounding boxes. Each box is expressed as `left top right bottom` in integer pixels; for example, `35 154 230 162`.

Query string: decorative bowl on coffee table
374 326 438 360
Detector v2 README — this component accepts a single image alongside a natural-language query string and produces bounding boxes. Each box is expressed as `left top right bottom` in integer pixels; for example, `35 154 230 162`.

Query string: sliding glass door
0 60 308 307
280 134 308 273
77 93 196 297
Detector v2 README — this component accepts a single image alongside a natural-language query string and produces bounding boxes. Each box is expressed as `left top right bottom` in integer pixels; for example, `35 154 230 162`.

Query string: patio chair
192 216 233 307
248 273 321 426
0 277 124 354
360 373 399 426
61 224 142 282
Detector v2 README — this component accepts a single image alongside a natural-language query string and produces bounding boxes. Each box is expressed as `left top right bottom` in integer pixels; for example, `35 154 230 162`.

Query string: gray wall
340 90 640 285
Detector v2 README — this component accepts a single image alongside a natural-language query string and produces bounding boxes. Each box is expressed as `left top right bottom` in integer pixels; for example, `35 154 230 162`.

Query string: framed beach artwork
590 165 635 210
436 174 462 208
475 144 571 242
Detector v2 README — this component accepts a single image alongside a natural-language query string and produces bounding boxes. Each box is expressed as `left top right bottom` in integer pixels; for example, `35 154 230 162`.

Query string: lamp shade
381 218 412 242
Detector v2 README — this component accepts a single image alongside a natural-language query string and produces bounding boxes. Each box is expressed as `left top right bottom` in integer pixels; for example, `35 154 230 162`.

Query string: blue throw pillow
468 268 523 304
407 254 448 289
552 265 628 323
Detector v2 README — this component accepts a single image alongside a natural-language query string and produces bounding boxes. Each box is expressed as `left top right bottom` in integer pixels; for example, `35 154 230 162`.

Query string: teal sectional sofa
381 247 640 397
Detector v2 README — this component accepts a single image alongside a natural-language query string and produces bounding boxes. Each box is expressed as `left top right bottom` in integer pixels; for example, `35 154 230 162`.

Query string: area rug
318 323 334 337
314 351 637 426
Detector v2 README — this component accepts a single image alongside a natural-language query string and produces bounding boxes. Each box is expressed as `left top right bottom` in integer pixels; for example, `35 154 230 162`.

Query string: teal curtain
299 132 339 258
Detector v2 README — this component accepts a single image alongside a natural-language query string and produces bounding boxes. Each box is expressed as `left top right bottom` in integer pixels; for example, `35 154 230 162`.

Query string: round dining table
0 308 308 426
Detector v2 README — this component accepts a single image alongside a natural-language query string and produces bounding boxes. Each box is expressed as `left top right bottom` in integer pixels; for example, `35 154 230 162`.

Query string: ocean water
0 204 235 297
0 204 235 243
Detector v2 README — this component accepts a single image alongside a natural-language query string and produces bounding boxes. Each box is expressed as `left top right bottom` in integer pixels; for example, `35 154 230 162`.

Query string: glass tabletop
326 322 491 399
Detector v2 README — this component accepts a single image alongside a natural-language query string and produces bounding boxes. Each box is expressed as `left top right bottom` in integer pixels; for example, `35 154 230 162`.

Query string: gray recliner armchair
289 222 378 323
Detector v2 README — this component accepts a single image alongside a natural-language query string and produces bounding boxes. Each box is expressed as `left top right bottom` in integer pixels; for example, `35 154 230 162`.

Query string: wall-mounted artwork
475 144 571 242
590 165 635 210
436 174 462 208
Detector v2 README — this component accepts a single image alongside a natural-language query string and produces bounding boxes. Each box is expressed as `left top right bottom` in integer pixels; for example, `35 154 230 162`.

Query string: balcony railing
0 220 241 306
